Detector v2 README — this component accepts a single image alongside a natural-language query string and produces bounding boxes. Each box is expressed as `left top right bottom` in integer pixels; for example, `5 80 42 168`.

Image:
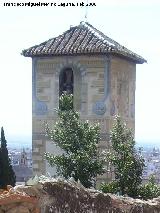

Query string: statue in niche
59 68 73 96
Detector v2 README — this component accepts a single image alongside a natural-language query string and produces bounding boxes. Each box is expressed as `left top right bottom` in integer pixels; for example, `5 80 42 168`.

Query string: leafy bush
138 176 160 200
100 176 160 200
100 181 119 194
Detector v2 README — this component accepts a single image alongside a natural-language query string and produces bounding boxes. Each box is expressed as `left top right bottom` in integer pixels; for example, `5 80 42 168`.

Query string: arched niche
54 60 88 114
59 67 74 96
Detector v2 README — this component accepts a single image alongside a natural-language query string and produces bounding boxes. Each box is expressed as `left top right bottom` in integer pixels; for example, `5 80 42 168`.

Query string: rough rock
6 206 30 213
1 178 160 212
16 178 160 213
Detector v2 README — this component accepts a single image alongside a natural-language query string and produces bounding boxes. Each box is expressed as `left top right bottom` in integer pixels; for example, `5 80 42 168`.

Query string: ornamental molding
54 59 87 77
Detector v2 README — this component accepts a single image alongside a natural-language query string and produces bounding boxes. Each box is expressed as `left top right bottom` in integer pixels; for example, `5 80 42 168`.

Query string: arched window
59 68 74 96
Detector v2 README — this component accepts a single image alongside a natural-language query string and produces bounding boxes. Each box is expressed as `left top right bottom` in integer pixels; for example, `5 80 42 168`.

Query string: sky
0 0 160 146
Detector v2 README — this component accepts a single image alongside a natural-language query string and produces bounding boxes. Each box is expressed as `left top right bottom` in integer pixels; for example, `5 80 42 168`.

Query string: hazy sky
0 0 160 145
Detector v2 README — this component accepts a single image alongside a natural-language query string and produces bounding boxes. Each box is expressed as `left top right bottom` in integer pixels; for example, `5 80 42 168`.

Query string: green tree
45 93 104 188
0 127 16 189
104 116 144 197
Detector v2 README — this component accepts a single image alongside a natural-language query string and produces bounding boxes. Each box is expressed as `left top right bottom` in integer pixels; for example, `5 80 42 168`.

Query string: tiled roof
22 22 146 64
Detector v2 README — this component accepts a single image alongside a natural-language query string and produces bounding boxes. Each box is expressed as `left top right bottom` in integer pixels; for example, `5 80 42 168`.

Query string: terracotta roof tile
22 22 146 64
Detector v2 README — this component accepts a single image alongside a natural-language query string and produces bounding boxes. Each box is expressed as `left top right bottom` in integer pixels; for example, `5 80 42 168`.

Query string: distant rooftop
22 22 146 64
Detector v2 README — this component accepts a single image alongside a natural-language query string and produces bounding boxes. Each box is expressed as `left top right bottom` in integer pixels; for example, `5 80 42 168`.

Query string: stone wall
110 56 136 130
0 185 39 213
1 179 160 213
32 55 136 178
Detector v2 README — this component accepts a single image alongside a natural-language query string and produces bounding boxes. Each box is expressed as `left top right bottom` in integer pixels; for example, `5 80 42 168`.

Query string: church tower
22 22 146 181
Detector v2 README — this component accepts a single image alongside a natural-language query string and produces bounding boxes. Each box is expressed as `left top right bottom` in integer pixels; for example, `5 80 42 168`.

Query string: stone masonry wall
110 56 136 131
1 179 160 213
32 55 136 180
32 55 108 176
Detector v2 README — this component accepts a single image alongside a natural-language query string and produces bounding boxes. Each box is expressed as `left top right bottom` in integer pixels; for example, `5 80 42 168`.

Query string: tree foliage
45 93 104 188
0 127 16 189
100 181 119 194
138 175 160 200
101 116 145 197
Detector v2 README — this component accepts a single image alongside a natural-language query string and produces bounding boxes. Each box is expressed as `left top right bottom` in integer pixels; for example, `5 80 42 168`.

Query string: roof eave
21 51 147 64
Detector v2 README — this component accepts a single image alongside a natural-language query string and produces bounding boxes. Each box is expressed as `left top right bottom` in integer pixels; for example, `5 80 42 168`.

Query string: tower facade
22 22 146 181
